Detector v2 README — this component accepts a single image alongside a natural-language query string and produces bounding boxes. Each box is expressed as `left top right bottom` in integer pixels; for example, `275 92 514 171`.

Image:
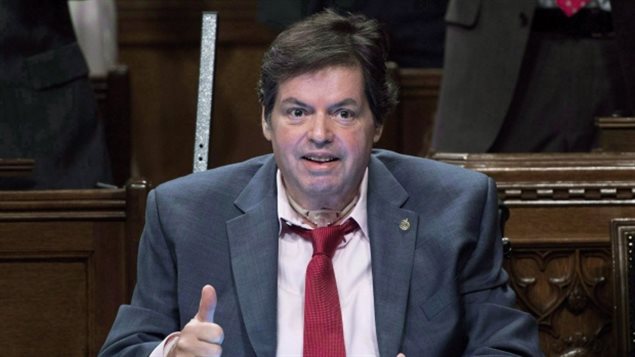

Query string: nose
307 113 333 145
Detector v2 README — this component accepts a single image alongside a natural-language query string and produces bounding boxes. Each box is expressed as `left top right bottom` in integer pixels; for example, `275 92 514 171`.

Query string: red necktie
289 219 358 357
556 0 592 17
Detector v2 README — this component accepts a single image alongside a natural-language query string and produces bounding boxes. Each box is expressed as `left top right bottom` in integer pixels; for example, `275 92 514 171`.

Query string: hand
167 285 224 357
396 354 406 357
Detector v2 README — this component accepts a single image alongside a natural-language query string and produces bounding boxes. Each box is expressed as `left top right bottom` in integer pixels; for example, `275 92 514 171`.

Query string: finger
196 322 225 344
196 284 217 322
396 354 406 357
174 334 223 357
192 342 222 357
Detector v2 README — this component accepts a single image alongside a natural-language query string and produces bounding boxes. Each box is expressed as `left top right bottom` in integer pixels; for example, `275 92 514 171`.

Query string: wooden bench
0 180 149 356
0 159 34 178
596 116 635 153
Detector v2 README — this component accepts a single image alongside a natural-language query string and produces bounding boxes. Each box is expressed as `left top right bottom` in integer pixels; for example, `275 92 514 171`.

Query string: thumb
195 284 217 322
396 354 406 357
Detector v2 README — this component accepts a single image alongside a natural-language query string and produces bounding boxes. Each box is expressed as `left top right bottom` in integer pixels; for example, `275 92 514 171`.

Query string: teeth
305 156 335 162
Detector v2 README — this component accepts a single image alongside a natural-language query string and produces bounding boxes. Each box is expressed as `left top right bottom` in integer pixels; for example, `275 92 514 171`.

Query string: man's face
262 65 383 210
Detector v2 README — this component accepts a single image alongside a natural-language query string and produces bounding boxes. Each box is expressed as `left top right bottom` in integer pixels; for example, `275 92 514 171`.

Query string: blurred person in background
0 0 112 189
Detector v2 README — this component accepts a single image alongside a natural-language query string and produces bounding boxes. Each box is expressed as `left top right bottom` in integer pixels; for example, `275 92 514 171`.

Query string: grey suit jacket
433 0 536 152
100 150 541 356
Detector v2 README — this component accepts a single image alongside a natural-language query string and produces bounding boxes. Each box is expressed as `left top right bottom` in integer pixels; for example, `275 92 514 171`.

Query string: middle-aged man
100 10 541 357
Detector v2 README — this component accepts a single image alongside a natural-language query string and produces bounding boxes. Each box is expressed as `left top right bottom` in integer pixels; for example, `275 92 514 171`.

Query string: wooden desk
0 180 149 356
435 152 635 356
596 117 635 152
0 159 34 178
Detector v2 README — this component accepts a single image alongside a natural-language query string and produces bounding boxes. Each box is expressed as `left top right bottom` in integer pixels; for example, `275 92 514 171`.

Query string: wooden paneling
435 152 635 356
92 66 132 187
397 68 442 156
118 0 276 46
0 180 149 356
116 0 277 185
1 260 88 356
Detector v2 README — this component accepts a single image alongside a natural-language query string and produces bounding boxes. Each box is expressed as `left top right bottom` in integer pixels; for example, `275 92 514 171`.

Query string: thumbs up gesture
167 285 224 357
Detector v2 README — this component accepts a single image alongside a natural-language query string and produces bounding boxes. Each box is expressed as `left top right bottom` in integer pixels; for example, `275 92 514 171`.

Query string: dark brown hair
257 9 398 126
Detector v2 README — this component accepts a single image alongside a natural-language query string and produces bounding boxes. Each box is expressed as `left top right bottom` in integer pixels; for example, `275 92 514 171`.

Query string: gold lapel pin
399 218 410 231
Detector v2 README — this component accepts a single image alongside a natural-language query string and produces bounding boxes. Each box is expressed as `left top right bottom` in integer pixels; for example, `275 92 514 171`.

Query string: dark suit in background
0 0 112 189
258 0 448 67
433 0 629 153
611 0 635 112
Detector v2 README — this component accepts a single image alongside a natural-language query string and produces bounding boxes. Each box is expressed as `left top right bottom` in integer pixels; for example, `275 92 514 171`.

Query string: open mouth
303 155 338 163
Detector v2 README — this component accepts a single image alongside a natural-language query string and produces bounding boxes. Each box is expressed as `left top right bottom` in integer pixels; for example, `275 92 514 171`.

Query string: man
0 0 112 189
433 0 629 153
100 10 541 356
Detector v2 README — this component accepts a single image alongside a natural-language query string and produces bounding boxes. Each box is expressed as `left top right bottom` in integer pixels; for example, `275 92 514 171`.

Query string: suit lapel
225 154 418 356
227 157 279 357
367 156 417 357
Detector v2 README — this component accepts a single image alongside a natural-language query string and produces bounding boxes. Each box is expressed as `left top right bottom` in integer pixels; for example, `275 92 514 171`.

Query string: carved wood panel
506 246 613 356
500 191 635 356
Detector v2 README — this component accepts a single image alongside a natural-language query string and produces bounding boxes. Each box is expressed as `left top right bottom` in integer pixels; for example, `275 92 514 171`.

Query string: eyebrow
279 97 360 111
327 99 359 112
280 97 312 109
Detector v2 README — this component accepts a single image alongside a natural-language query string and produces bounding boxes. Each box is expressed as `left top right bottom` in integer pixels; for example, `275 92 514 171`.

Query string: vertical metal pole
193 12 218 172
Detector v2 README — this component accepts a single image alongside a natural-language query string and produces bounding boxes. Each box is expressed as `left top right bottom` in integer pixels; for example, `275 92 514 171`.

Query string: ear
373 125 383 143
261 107 272 141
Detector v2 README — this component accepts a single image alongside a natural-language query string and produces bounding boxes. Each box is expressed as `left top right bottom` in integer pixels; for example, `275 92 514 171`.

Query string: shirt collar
276 169 370 240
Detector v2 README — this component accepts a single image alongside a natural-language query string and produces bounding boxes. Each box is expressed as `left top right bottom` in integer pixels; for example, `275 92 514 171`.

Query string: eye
335 109 356 122
288 108 306 119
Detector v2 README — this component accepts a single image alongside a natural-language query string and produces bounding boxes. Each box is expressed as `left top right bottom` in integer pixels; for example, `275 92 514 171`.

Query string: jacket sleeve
99 189 181 356
460 178 542 356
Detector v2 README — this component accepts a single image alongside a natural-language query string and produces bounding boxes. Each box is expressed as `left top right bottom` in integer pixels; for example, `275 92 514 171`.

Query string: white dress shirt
275 169 379 356
150 169 379 356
